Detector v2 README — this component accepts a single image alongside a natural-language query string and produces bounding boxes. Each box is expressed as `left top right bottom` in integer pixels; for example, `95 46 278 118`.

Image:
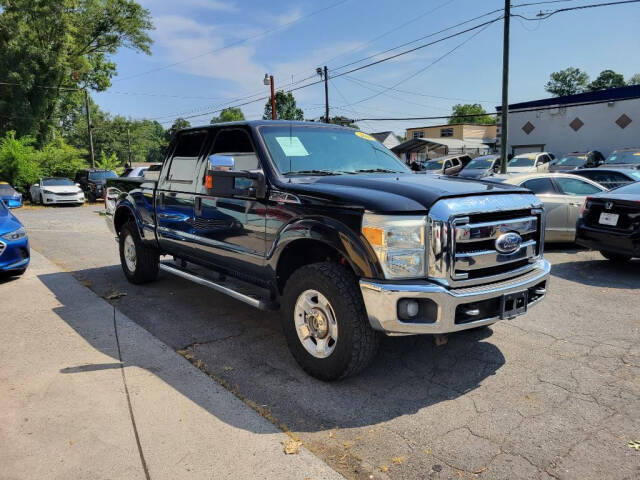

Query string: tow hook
434 334 449 346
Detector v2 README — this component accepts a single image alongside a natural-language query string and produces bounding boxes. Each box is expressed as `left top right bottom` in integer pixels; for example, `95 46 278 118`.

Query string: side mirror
208 154 235 171
205 155 265 199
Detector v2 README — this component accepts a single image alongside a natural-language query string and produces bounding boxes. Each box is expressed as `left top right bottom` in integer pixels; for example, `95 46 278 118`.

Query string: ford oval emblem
495 232 522 254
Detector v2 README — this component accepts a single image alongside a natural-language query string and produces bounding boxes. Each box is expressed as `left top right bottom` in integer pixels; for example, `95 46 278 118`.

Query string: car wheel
39 194 43 205
119 221 159 284
88 191 96 203
282 262 380 381
600 250 631 263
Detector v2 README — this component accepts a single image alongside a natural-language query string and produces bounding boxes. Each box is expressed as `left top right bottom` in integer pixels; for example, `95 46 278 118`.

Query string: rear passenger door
191 128 267 278
554 177 604 240
156 129 208 258
520 177 569 242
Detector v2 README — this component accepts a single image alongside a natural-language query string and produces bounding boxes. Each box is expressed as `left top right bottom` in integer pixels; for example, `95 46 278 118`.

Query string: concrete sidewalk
0 250 343 480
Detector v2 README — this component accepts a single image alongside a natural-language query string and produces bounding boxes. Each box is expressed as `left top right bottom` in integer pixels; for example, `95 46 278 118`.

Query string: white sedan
29 177 85 205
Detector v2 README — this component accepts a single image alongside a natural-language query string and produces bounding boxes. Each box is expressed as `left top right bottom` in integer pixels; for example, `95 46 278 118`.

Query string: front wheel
600 250 631 263
282 262 380 381
119 222 159 284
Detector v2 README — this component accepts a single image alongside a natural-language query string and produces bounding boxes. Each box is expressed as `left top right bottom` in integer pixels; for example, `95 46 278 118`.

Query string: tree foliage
587 69 626 91
0 0 153 145
166 118 191 141
96 151 122 173
448 104 495 125
544 67 590 96
211 107 245 123
328 116 358 128
628 73 640 86
263 91 304 120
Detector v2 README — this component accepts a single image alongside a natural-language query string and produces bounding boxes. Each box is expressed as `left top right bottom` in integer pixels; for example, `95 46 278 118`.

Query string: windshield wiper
350 168 402 174
284 169 341 176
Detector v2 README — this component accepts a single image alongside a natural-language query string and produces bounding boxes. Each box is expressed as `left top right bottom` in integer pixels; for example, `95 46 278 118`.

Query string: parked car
571 168 640 190
422 154 472 175
576 181 640 261
488 173 606 242
75 168 118 201
29 177 85 205
0 199 29 276
0 182 23 208
548 151 605 172
121 164 161 178
600 148 640 169
458 154 500 178
507 152 554 174
105 121 550 380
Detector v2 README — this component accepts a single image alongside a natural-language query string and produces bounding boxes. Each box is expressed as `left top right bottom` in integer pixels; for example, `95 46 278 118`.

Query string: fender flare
113 198 157 246
267 216 383 280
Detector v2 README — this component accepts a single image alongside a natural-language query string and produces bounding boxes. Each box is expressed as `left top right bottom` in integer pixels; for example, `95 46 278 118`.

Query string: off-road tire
88 191 96 203
600 250 631 263
119 221 159 284
282 262 380 381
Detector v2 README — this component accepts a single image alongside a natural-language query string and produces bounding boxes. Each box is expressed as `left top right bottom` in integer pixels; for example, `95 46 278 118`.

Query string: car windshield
0 185 15 194
260 126 408 176
89 170 118 180
605 151 640 165
465 156 495 169
424 160 444 171
509 156 535 167
42 178 75 186
554 155 586 166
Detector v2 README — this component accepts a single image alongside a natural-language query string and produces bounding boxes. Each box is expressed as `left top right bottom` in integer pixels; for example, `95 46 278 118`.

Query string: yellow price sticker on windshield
634 153 640 156
355 131 376 141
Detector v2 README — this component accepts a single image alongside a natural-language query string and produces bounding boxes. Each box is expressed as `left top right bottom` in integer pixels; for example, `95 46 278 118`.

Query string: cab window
521 178 556 194
555 177 602 196
167 130 208 184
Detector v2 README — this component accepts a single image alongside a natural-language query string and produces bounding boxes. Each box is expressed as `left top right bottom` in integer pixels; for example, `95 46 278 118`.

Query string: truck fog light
398 299 420 319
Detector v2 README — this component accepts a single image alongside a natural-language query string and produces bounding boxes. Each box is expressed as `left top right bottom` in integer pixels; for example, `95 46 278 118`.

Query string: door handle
194 197 202 216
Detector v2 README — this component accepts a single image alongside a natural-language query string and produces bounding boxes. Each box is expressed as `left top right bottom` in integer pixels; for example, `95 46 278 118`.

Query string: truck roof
179 120 357 133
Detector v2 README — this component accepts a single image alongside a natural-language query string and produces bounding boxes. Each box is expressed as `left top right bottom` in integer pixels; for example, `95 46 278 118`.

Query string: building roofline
405 123 496 130
496 85 640 112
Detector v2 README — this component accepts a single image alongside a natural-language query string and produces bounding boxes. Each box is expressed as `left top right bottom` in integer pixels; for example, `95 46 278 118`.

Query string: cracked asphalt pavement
16 205 640 480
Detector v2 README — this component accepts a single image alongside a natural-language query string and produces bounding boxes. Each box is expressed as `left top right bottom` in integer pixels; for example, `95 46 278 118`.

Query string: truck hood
279 173 528 212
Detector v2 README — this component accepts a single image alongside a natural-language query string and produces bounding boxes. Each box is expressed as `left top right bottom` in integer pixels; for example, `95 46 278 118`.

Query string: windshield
89 170 117 180
554 155 586 166
424 160 444 171
0 185 16 194
465 156 495 169
42 178 75 186
605 151 640 165
509 156 535 167
260 126 408 176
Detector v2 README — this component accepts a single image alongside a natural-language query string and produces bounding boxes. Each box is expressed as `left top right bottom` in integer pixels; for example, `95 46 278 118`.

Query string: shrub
0 131 41 193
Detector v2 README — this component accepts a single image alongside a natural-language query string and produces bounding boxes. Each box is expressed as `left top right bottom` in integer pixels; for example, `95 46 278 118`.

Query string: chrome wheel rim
123 234 137 272
294 289 338 358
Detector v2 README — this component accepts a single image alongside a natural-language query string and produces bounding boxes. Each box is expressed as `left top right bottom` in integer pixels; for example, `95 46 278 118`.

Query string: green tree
211 107 245 123
587 69 626 91
263 91 304 120
448 104 495 125
165 118 191 141
38 138 87 178
0 132 41 193
628 73 640 86
328 116 358 128
544 67 590 96
0 0 153 145
96 151 122 173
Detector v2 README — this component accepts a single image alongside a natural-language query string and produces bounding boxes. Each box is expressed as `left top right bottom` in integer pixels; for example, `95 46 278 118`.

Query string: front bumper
2 198 23 208
0 237 30 271
360 259 550 335
42 193 85 204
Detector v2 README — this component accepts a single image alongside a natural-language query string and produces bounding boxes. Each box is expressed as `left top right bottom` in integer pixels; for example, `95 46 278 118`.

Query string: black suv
75 169 118 201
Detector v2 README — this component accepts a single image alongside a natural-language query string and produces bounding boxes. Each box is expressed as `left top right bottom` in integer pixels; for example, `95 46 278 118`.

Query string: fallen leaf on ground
627 440 640 451
474 466 488 474
424 448 431 455
106 292 127 300
380 465 389 472
392 456 407 464
344 441 353 449
284 439 302 454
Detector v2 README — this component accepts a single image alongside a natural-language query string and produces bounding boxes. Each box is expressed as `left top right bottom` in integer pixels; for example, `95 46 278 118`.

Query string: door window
555 177 602 196
521 178 556 194
167 130 208 184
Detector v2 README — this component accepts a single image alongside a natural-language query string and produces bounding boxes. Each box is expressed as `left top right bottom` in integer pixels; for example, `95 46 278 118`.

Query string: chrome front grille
427 194 545 287
0 241 5 257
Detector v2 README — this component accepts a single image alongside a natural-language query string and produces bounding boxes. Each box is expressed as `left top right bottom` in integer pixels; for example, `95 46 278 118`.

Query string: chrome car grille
0 241 5 257
427 194 545 287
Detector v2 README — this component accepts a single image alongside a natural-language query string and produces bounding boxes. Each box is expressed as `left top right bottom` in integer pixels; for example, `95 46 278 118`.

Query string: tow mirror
205 155 265 199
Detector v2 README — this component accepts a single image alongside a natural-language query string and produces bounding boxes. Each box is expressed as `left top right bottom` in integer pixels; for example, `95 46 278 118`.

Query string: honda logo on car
495 232 523 254
605 201 614 210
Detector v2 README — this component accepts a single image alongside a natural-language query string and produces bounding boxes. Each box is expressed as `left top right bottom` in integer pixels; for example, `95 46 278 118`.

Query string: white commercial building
497 85 640 158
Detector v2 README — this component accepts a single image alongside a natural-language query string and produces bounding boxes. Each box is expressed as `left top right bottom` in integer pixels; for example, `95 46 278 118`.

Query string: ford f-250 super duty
105 121 550 380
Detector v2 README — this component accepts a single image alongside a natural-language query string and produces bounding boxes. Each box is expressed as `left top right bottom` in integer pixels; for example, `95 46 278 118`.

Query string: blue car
0 199 29 276
0 182 23 208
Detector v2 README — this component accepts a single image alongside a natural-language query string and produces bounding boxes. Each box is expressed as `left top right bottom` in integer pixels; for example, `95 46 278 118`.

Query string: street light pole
499 0 511 174
264 74 276 120
323 66 329 123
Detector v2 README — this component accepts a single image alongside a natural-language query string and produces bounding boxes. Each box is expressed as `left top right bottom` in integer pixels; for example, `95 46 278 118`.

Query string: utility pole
263 74 276 119
499 0 510 174
84 88 95 168
126 127 132 168
323 66 329 123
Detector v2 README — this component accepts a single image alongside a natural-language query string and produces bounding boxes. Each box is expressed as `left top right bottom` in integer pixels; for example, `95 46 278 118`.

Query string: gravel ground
16 205 640 480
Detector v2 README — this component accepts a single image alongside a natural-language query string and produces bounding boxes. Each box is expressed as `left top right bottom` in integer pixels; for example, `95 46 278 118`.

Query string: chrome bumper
360 259 550 335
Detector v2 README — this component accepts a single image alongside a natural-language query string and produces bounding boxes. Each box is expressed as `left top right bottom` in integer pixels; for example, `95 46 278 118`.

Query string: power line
512 0 640 19
114 0 351 83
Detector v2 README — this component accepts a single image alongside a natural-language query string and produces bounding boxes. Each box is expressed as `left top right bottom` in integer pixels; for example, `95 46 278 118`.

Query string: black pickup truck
105 121 550 380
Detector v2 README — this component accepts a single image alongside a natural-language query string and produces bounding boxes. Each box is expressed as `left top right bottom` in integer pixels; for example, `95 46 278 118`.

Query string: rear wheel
119 222 159 284
282 262 379 381
600 250 631 263
88 191 96 203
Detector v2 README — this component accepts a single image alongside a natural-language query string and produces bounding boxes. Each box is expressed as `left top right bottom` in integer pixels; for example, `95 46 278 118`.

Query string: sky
94 0 640 135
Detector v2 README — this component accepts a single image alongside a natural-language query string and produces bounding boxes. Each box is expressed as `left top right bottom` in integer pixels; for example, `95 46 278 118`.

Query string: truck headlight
2 226 27 241
362 214 426 279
